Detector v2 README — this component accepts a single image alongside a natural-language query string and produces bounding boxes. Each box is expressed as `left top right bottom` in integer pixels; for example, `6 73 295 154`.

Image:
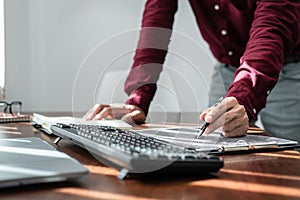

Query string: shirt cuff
226 60 271 122
125 84 157 116
226 84 257 122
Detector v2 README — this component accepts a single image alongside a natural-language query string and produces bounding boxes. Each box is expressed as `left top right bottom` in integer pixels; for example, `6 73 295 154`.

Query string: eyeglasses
0 101 22 116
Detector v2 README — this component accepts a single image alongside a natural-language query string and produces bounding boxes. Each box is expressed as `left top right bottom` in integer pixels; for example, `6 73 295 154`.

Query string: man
85 0 300 142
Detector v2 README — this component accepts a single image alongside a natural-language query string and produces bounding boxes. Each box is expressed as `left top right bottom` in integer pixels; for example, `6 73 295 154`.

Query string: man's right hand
83 104 146 124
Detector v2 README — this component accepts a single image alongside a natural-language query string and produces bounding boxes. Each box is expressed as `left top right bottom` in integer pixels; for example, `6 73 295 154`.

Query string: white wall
5 0 216 114
0 0 4 96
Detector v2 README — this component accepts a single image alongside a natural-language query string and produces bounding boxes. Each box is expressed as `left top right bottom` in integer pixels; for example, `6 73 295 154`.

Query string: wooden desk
0 117 300 200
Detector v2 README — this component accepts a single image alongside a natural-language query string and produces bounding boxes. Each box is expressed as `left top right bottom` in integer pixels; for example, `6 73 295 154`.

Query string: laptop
0 137 88 188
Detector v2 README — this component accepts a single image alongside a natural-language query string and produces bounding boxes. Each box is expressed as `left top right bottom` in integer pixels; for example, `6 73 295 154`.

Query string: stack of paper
32 113 132 134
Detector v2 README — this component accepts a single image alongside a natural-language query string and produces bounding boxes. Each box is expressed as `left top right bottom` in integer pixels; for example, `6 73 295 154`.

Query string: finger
83 105 99 120
83 104 110 120
95 107 118 120
222 110 249 137
204 115 245 136
223 122 248 137
204 97 237 123
204 104 226 124
205 101 248 136
123 104 141 112
199 108 211 121
84 104 110 120
121 110 146 124
204 105 240 134
222 105 248 132
94 108 112 120
111 107 129 119
121 105 146 124
204 113 226 135
95 107 132 120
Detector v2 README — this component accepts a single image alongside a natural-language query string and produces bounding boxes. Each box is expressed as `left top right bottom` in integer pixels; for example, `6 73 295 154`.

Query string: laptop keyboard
51 123 223 179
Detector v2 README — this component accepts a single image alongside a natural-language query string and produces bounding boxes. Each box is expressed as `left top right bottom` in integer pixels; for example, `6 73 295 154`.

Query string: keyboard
51 123 223 179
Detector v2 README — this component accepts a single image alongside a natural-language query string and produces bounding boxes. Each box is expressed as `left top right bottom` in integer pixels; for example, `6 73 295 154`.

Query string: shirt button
228 51 233 56
221 29 227 36
214 4 220 10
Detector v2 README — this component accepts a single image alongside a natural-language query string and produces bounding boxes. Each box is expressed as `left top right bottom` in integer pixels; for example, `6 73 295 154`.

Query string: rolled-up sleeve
125 0 178 115
227 0 300 121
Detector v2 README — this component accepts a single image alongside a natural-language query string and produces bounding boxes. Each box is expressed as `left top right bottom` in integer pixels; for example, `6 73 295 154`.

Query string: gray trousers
209 62 300 144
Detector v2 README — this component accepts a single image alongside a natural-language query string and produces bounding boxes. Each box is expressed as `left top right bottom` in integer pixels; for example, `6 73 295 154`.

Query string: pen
197 97 224 138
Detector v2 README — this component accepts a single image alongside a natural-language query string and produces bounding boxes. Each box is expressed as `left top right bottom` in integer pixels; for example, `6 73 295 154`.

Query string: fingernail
205 115 212 122
95 114 102 120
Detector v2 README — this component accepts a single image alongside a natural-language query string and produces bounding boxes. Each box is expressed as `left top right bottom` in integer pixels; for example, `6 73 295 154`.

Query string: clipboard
134 127 299 155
